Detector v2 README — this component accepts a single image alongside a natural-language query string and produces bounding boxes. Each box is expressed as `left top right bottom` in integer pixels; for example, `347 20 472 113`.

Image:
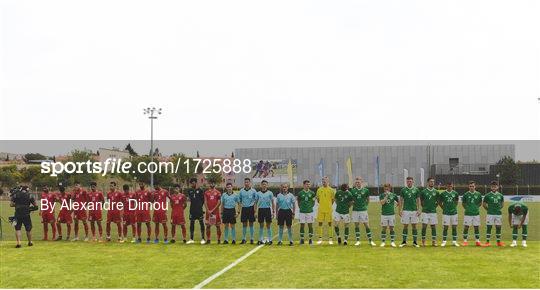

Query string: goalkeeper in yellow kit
316 176 335 245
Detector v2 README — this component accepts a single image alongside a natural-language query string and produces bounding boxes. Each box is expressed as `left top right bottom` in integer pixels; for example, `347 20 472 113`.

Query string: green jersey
439 190 459 215
419 187 439 213
297 189 316 213
380 192 397 215
350 187 370 211
484 191 504 215
507 202 528 216
399 186 420 211
335 190 352 215
462 191 482 216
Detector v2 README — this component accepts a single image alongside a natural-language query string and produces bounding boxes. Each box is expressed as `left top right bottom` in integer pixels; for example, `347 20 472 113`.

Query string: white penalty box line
193 222 298 289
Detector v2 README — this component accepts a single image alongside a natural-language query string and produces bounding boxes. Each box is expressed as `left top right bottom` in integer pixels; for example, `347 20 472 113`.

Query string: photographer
10 185 38 248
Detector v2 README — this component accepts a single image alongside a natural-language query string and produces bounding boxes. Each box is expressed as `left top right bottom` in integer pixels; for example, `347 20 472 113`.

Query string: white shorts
381 215 395 227
351 211 369 223
401 210 419 224
511 213 529 225
442 214 458 226
298 212 315 224
463 215 481 227
486 214 502 226
333 213 351 223
421 213 438 225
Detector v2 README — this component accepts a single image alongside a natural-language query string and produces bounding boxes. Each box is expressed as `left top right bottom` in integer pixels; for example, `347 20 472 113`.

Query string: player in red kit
40 185 57 240
170 184 187 243
87 182 105 242
136 182 153 243
56 186 72 240
106 181 124 242
152 183 169 243
122 184 138 243
71 181 89 241
204 182 222 244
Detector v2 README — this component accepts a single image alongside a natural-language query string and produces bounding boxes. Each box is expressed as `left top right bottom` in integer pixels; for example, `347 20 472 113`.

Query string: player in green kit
508 202 529 247
439 182 459 247
350 177 375 246
379 183 398 247
334 184 353 245
483 181 505 247
419 177 439 246
461 181 483 246
398 177 421 247
297 180 316 245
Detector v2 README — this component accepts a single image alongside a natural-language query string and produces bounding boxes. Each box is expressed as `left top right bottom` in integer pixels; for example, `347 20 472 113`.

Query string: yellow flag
346 157 353 187
287 159 294 188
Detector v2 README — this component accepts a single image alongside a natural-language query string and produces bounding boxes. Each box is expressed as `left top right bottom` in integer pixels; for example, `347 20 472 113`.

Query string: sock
486 225 492 242
155 224 160 239
412 228 417 243
57 223 62 237
181 225 187 240
224 227 229 241
308 226 313 239
67 224 71 237
146 224 151 239
421 227 427 240
137 224 142 238
452 226 457 241
91 223 96 237
474 227 480 241
43 223 48 240
249 225 254 239
300 225 305 240
287 227 293 242
344 227 350 240
259 226 264 241
512 226 518 240
402 228 408 242
495 226 501 242
74 222 79 237
522 225 528 240
189 220 195 240
329 226 333 239
98 224 103 237
318 226 323 238
431 225 437 241
231 227 236 241
242 226 247 240
334 226 340 238
172 225 177 239
216 227 222 241
443 227 448 241
199 220 205 239
366 227 372 242
355 226 360 241
267 227 273 241
463 226 469 240
390 230 395 242
52 223 56 239
381 230 386 242
106 223 111 237
278 226 284 242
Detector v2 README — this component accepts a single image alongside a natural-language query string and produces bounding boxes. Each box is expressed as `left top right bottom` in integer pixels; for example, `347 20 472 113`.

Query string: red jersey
123 191 138 214
72 189 88 207
170 193 186 216
153 189 169 212
204 188 221 213
136 189 152 212
107 191 124 212
88 190 105 210
41 191 56 214
57 193 72 214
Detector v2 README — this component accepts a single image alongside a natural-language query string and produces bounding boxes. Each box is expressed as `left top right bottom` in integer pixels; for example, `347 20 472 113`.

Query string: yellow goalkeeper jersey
316 186 335 213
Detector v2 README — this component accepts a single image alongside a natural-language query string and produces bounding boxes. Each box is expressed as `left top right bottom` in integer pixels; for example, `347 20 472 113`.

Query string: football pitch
1 201 539 288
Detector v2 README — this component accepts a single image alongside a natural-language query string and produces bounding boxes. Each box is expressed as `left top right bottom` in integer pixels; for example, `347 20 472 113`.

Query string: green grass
1 201 539 288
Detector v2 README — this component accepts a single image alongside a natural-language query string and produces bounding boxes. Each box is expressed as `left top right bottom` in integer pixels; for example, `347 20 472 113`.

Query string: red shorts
88 210 102 221
124 211 137 225
153 211 167 223
171 213 185 225
57 211 73 223
137 211 151 223
74 210 87 221
107 211 122 223
205 211 221 225
41 212 55 223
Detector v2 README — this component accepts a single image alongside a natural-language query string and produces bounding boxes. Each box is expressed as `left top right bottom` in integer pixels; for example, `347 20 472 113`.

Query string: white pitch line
193 222 298 289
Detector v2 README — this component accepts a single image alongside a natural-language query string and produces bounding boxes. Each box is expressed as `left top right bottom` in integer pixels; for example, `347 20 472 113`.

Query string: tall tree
495 156 521 185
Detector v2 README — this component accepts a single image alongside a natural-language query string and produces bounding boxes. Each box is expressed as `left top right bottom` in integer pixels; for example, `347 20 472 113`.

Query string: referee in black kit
10 185 38 248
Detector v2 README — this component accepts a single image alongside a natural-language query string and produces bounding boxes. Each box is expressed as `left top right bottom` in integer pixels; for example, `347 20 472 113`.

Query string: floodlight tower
143 107 162 188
